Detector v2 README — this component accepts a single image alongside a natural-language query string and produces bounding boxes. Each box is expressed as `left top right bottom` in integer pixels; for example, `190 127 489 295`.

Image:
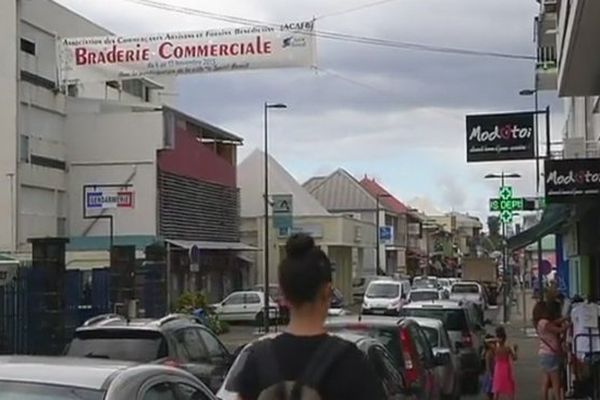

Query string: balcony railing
550 139 600 159
537 46 557 70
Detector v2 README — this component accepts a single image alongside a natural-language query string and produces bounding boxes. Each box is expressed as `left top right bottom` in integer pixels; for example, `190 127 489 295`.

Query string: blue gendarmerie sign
466 112 535 162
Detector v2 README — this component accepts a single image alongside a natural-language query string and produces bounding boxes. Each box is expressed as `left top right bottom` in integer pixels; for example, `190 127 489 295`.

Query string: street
220 304 542 399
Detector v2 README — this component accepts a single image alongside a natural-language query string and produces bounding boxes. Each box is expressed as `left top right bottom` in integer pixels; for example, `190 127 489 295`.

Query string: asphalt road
220 307 541 399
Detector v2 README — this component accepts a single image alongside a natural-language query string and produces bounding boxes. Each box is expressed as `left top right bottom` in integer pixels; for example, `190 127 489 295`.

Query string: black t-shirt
233 333 386 400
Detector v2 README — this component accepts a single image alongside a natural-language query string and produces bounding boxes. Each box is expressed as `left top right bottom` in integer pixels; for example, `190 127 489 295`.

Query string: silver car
408 317 461 400
0 356 217 400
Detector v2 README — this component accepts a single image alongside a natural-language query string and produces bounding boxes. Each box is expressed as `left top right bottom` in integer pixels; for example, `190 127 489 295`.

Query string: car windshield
400 308 468 331
327 325 403 366
66 329 168 362
366 283 399 298
0 382 103 400
421 327 439 347
452 284 479 294
255 285 281 299
413 278 437 289
438 279 450 288
410 291 438 302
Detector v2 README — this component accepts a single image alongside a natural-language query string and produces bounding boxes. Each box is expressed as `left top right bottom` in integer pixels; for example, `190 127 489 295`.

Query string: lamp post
263 102 287 333
520 88 545 300
375 193 392 275
485 172 521 324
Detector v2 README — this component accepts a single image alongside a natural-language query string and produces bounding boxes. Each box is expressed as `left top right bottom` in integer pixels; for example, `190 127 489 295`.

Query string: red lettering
75 48 87 65
117 49 124 62
89 52 97 64
125 50 135 62
219 44 229 56
159 42 173 59
210 44 218 57
256 36 263 54
264 41 272 54
230 43 239 56
173 46 183 58
142 48 150 61
245 42 255 54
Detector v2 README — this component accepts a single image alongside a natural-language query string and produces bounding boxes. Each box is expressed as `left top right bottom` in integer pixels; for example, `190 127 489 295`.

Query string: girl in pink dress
492 326 518 400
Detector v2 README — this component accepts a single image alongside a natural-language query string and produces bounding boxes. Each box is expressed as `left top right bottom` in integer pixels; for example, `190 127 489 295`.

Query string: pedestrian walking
232 233 385 400
534 300 570 400
481 334 497 400
492 326 517 400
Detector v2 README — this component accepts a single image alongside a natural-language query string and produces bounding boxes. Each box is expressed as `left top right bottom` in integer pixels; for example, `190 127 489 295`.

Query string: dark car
331 287 345 308
326 316 444 400
66 313 233 393
0 356 217 400
218 332 412 400
400 300 488 394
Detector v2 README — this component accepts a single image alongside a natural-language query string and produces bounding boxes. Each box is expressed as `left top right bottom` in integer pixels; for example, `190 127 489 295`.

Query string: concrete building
509 0 600 299
239 152 376 301
305 170 414 276
0 0 176 255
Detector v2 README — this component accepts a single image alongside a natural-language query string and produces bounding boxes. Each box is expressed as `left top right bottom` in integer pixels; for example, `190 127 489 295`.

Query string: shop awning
165 239 258 251
507 204 572 251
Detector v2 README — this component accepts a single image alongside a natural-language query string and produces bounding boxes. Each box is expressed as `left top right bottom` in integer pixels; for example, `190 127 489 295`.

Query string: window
19 135 29 163
421 327 439 348
106 80 120 89
142 383 177 400
400 308 469 331
30 155 66 170
198 329 226 359
175 329 208 362
67 84 79 97
451 284 479 294
20 38 36 55
21 70 56 90
224 293 244 305
122 79 144 98
246 293 261 304
0 382 102 400
66 330 168 362
365 283 399 298
175 383 211 400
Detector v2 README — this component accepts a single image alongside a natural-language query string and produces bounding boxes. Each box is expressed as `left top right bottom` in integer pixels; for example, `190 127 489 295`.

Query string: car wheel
255 311 264 327
462 375 480 395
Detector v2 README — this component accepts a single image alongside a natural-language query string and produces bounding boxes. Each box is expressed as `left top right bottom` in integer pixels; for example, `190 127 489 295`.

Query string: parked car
409 317 461 400
408 288 448 303
412 276 439 290
65 313 233 393
449 281 487 310
353 275 384 302
254 284 289 322
218 332 413 400
331 287 345 308
211 290 279 324
362 279 411 316
326 316 443 400
399 300 486 394
0 356 217 400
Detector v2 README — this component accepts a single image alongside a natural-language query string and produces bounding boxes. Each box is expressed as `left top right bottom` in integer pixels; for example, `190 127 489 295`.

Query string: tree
487 216 500 237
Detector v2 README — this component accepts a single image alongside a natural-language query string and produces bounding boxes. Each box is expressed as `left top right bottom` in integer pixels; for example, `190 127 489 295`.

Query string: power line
316 0 400 20
119 0 535 61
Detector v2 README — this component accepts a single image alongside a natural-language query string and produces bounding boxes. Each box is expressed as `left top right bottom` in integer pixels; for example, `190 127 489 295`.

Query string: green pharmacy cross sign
489 186 519 223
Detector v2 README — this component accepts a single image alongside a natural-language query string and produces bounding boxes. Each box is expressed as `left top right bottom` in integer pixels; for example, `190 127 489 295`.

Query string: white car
449 281 486 309
408 288 448 303
409 317 461 400
361 279 410 316
211 291 279 324
412 275 440 289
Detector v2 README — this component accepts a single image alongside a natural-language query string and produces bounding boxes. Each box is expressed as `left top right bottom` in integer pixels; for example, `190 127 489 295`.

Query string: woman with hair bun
232 234 385 400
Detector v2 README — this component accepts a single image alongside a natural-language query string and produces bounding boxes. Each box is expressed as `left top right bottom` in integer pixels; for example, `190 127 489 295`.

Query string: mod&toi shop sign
466 112 535 162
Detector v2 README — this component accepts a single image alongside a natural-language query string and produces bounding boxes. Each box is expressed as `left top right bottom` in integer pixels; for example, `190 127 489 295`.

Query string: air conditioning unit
563 137 586 159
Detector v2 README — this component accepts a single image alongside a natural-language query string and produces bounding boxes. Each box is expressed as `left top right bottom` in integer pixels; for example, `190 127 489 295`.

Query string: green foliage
173 291 229 335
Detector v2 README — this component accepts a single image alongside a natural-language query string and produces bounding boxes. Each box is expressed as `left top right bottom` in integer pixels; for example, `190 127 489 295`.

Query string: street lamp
263 102 287 333
485 172 521 324
375 193 392 275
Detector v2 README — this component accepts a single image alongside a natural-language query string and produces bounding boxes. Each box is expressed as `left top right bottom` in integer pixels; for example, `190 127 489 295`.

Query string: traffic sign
272 194 293 235
379 226 393 243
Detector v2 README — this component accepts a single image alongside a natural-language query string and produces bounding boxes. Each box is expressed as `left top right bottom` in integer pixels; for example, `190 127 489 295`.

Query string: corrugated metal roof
238 150 330 217
360 177 409 214
303 176 326 193
305 169 377 211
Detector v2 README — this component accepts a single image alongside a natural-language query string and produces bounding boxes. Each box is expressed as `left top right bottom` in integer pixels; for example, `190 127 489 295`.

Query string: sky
55 0 564 228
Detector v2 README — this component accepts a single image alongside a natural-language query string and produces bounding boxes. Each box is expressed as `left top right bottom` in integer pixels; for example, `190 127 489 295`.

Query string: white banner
58 21 316 83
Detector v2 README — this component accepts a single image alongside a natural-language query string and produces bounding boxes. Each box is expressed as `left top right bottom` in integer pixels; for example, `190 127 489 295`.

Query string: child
481 334 496 399
492 326 518 400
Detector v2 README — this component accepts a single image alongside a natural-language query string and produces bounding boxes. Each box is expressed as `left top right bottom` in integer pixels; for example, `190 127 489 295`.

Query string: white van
361 279 411 316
